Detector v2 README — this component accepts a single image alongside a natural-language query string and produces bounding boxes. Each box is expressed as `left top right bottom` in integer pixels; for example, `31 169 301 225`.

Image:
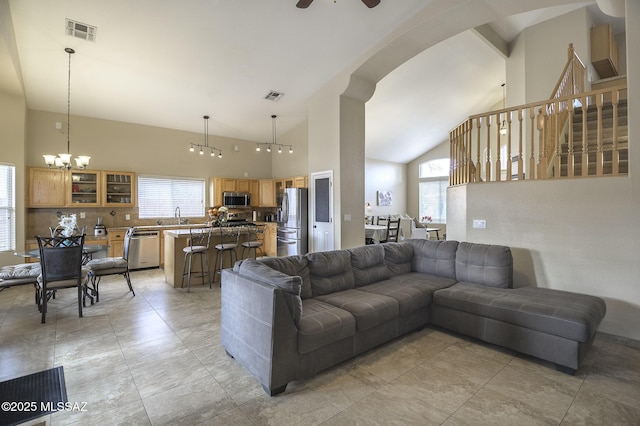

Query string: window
138 175 205 218
418 159 449 223
0 164 16 251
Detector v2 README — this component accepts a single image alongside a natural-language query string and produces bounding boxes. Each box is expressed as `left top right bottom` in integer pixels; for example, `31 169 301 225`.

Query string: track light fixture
188 115 222 158
255 115 294 154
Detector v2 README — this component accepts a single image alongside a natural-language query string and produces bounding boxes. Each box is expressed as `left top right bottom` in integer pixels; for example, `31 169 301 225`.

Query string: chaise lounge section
221 239 605 396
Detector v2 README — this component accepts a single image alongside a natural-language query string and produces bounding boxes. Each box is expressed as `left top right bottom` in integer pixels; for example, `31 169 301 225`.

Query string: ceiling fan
296 0 381 8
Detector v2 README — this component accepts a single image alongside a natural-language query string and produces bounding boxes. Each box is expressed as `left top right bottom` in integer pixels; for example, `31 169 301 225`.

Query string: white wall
365 158 407 218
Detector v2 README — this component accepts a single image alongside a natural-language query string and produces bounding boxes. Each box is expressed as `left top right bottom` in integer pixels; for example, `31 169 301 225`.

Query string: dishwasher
129 229 160 270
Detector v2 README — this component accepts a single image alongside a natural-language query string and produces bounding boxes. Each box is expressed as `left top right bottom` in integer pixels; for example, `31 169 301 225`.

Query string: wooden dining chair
36 234 89 323
381 218 401 243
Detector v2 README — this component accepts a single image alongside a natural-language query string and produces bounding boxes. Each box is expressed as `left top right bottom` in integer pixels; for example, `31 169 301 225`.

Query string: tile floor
1 268 639 425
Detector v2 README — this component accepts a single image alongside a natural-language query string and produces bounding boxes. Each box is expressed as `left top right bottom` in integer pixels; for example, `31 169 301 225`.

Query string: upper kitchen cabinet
293 176 307 188
250 180 260 207
259 180 276 207
68 170 101 207
28 167 67 207
235 179 250 192
103 171 136 207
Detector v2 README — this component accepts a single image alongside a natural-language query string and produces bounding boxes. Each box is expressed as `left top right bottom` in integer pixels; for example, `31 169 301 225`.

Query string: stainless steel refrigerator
277 188 308 256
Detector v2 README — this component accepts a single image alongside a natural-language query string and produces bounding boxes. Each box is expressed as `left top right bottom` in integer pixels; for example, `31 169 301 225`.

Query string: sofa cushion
359 279 432 317
259 255 312 299
455 242 512 288
409 239 458 279
389 272 456 294
316 289 399 331
348 244 390 287
433 283 606 342
307 250 355 297
297 299 356 354
383 242 414 275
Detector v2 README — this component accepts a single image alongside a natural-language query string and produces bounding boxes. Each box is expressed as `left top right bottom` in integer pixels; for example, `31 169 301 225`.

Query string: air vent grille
264 91 285 102
65 19 97 42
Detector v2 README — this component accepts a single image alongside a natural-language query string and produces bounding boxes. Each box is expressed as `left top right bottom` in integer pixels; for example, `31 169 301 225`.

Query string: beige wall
448 2 640 340
271 118 309 179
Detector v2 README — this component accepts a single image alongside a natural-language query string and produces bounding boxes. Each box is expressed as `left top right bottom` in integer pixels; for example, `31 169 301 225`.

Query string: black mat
0 366 67 426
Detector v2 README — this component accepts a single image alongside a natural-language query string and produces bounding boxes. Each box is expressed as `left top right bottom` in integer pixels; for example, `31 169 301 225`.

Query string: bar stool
241 224 266 259
181 226 213 292
214 226 240 283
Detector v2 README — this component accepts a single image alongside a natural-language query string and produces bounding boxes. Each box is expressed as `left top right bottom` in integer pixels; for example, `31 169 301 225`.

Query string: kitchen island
163 226 253 288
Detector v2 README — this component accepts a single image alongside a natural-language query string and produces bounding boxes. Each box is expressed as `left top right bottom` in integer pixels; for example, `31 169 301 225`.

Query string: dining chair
241 224 266 259
381 218 401 243
86 227 136 301
36 234 89 323
181 226 213 291
376 215 389 226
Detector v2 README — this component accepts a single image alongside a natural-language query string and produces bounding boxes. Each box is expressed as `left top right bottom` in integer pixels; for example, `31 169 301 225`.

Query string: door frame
310 170 334 252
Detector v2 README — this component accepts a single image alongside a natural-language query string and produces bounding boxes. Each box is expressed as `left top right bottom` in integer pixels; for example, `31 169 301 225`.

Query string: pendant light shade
499 83 508 136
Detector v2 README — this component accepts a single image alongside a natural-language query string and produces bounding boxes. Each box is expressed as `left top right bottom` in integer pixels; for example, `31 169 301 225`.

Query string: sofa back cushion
237 259 303 323
348 244 390 286
409 239 458 279
259 255 312 299
455 242 513 288
383 242 414 275
306 250 355 296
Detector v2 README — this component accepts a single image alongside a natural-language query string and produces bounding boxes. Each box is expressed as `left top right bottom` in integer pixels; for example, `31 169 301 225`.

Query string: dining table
15 244 110 265
365 224 389 244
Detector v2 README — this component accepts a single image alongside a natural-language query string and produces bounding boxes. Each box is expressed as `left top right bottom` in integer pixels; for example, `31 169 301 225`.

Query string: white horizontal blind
138 175 205 218
0 164 16 251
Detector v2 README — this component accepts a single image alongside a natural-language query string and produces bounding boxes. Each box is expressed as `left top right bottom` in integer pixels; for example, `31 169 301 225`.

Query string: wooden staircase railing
449 85 628 185
450 44 628 185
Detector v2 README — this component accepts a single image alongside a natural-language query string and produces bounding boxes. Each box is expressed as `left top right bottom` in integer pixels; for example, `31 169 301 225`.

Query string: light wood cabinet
236 179 250 192
259 180 276 207
264 223 277 256
222 178 237 192
249 180 260 207
28 168 67 207
103 171 136 207
29 167 136 208
591 24 619 79
68 170 101 207
293 176 306 188
108 230 126 257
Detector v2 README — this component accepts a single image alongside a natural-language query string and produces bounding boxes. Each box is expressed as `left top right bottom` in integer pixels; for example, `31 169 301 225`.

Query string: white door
310 171 334 252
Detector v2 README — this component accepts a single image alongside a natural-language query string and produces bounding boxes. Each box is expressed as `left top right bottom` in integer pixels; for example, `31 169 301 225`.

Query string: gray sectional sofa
221 239 606 396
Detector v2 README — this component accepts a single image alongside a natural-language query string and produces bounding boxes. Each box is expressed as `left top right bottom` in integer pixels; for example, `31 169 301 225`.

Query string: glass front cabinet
68 170 101 207
103 171 136 207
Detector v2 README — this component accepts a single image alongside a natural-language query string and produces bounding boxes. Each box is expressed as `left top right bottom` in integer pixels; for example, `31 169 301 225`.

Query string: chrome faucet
175 206 181 225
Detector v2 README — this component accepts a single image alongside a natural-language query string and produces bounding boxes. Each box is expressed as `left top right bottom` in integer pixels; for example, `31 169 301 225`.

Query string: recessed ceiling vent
264 91 285 102
65 19 97 42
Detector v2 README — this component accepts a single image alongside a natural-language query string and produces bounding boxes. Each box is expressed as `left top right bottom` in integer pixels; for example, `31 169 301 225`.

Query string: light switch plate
125 214 131 220
344 214 351 221
80 211 85 219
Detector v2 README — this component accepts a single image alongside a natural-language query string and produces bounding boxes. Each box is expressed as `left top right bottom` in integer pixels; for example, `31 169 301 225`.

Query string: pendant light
499 83 508 136
43 48 91 169
188 115 222 158
255 115 294 154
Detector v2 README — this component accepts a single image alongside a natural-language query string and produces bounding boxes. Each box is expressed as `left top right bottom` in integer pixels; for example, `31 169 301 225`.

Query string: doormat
0 366 67 426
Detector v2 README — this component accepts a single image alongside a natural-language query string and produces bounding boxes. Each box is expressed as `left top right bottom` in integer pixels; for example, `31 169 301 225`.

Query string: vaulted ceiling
3 0 621 164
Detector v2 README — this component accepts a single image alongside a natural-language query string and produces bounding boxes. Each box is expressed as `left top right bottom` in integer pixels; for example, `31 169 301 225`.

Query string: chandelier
43 48 91 169
255 115 293 154
499 83 508 136
189 115 222 158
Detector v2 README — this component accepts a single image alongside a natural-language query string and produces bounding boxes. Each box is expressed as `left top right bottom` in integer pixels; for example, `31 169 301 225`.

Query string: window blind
0 164 16 251
137 175 205 219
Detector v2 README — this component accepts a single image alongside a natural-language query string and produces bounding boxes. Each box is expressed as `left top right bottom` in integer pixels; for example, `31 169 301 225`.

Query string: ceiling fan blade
296 0 314 8
361 0 380 7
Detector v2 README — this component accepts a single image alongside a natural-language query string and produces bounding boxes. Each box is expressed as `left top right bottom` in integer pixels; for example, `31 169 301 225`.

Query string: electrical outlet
125 214 131 220
472 219 487 229
80 211 85 219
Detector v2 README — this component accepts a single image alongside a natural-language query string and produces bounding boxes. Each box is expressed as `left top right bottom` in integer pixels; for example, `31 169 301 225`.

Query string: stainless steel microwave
223 192 251 207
